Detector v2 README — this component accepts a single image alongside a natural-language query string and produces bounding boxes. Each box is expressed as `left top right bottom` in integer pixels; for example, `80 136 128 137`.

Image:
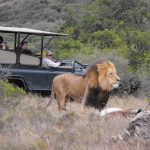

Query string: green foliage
0 80 26 106
0 0 149 97
57 0 150 73
89 30 127 56
53 38 81 58
0 0 149 73
53 37 95 58
0 80 25 98
127 30 150 72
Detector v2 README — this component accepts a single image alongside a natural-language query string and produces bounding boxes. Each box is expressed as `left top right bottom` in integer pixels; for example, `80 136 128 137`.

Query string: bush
0 80 26 107
0 80 25 98
91 30 123 49
127 30 150 72
117 73 141 96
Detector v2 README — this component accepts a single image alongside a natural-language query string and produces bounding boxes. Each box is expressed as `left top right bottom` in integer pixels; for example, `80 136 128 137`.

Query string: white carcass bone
100 102 150 118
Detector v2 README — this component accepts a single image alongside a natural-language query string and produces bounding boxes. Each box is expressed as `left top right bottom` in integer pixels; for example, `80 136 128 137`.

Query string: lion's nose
117 77 120 82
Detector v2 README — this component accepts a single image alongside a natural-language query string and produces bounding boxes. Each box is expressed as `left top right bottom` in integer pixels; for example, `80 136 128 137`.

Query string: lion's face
97 61 120 91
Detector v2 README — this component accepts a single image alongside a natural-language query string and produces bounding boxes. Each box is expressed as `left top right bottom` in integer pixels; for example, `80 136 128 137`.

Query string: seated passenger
4 41 9 50
20 41 33 55
42 51 61 68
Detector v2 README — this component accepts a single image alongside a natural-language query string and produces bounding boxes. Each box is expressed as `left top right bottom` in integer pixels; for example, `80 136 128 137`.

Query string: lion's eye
109 72 113 75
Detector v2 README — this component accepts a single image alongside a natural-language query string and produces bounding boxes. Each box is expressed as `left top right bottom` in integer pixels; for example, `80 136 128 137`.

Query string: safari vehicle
0 26 87 94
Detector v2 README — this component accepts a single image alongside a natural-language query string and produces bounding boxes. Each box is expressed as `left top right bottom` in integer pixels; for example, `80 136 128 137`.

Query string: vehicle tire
11 83 19 88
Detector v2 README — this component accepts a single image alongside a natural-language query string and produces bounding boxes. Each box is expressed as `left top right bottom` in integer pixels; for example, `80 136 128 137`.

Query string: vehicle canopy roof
0 26 68 65
0 26 68 36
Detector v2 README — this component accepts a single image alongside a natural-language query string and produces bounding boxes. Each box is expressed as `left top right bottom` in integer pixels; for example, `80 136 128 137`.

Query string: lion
46 60 120 111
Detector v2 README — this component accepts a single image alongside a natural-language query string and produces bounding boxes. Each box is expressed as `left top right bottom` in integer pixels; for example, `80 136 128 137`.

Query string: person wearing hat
42 51 61 68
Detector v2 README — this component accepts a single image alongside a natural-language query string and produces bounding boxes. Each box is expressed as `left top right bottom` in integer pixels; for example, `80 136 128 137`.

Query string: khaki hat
46 50 53 56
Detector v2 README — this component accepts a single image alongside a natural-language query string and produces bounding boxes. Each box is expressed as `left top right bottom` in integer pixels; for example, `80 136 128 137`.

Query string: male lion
46 61 120 111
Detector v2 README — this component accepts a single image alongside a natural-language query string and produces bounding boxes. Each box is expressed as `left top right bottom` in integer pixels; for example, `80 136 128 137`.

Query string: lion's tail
44 84 55 109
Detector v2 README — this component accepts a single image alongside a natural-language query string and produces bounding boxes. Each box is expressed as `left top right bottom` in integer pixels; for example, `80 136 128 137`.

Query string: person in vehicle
20 41 33 55
4 41 9 50
0 36 5 49
0 36 9 50
42 51 61 68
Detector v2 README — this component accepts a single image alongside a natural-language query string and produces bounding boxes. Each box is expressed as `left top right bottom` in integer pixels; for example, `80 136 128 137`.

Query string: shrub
91 30 123 49
0 80 25 98
0 80 26 107
117 73 141 96
127 30 150 72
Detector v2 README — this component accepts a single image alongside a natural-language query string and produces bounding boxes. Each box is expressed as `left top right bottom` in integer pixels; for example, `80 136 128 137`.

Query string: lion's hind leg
56 92 67 111
44 84 55 109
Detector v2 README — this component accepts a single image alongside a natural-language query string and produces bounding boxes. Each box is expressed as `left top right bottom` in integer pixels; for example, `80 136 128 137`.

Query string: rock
115 111 150 141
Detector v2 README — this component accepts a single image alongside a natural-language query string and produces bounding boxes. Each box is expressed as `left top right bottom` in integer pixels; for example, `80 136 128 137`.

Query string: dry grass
0 95 149 150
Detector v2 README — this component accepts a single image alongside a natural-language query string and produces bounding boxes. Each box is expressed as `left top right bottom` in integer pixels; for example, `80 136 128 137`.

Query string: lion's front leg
82 86 89 112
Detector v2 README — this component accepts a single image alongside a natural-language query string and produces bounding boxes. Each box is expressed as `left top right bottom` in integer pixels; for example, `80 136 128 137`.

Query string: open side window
20 54 40 66
0 49 16 64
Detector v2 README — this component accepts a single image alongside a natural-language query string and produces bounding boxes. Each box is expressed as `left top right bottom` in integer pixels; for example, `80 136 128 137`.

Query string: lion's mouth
112 82 119 88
